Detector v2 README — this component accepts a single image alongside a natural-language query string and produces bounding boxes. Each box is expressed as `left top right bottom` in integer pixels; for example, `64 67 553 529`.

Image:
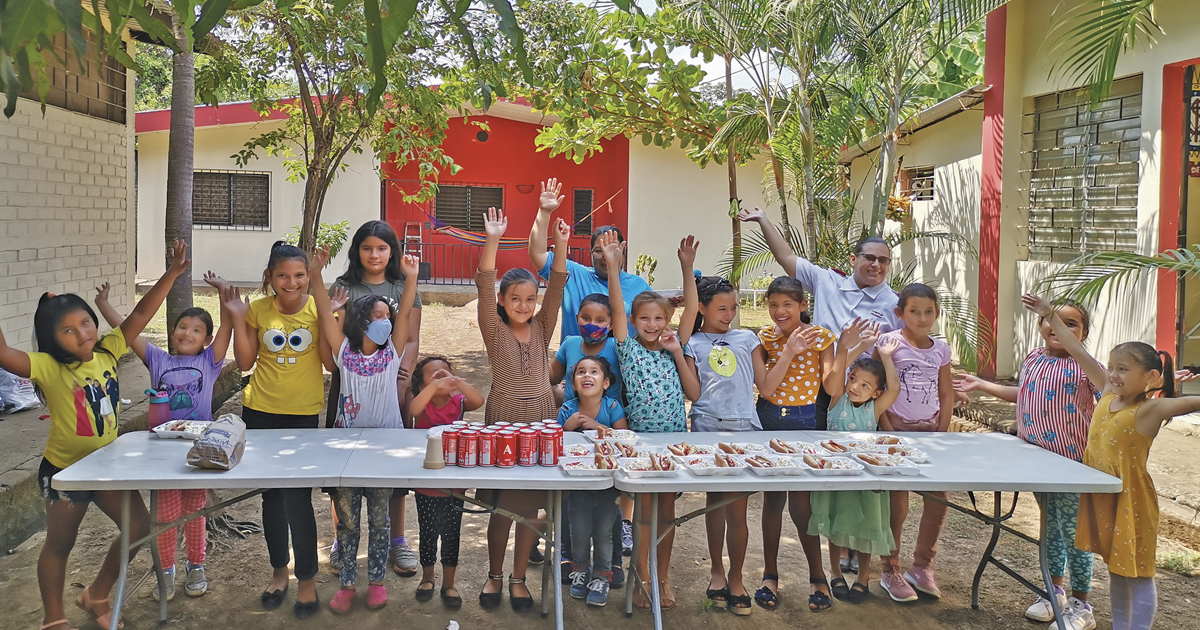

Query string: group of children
4 179 1194 630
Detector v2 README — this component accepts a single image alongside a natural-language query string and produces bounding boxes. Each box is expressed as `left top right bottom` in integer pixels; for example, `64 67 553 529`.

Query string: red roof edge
135 99 296 134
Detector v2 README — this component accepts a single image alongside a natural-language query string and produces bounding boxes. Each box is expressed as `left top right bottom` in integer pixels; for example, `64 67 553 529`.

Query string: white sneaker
1064 597 1096 630
151 566 176 602
1024 585 1067 622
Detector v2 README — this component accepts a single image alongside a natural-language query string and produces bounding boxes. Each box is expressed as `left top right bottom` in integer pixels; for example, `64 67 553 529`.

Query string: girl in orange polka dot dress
752 277 837 611
1024 293 1200 630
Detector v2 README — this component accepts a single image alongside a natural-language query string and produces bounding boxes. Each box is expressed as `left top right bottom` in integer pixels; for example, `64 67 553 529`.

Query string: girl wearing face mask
309 246 419 614
551 293 623 404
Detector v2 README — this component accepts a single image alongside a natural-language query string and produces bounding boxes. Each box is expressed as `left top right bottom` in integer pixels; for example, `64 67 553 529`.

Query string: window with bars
1024 75 1142 262
17 28 127 124
573 189 595 235
900 166 935 201
192 171 271 229
434 185 503 231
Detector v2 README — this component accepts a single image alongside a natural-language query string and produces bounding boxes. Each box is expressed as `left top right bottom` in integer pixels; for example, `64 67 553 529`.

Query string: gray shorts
690 415 758 433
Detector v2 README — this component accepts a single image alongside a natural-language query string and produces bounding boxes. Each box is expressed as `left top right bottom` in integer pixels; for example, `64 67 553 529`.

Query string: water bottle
145 389 171 429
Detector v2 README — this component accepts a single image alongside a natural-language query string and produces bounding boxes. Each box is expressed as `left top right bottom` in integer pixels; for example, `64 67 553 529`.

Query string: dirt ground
2 302 1198 630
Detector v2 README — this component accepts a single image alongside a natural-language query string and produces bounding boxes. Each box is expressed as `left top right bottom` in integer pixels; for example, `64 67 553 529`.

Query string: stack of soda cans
440 420 563 469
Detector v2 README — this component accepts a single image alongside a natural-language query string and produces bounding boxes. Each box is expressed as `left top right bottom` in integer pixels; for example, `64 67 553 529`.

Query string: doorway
1178 65 1200 390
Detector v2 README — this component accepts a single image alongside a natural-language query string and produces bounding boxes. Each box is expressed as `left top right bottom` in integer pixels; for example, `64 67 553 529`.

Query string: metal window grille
900 166 935 201
1023 75 1142 262
434 185 503 231
573 189 595 235
193 171 271 230
17 28 127 125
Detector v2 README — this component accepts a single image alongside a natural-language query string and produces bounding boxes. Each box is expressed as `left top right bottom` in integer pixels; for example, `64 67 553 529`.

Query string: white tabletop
340 429 611 490
612 431 1122 494
52 429 365 491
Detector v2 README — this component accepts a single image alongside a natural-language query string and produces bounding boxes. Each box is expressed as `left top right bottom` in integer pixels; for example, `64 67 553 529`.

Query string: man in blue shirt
529 178 652 340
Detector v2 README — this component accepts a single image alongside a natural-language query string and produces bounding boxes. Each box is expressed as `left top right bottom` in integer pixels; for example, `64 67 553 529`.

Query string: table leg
109 490 131 629
649 493 662 630
971 492 1003 609
1040 501 1068 630
625 494 640 618
542 491 552 619
552 490 564 630
148 489 168 623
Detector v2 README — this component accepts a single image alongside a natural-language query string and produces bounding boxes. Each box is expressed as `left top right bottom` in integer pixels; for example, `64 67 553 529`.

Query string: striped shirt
476 268 567 425
1015 347 1100 461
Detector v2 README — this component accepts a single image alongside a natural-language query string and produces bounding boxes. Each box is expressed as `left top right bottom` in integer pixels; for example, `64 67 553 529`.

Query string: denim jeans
756 398 818 430
568 488 621 576
334 487 393 586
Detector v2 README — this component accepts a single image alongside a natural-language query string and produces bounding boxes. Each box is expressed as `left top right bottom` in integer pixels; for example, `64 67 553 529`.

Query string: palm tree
1036 248 1200 305
1044 0 1161 107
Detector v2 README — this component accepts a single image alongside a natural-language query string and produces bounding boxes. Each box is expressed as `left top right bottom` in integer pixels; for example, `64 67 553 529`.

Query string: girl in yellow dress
1024 293 1200 630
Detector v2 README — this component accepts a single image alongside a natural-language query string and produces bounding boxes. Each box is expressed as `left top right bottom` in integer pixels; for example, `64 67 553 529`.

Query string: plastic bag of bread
187 413 247 470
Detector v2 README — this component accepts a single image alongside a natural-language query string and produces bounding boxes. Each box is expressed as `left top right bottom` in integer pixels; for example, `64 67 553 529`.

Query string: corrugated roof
838 84 989 164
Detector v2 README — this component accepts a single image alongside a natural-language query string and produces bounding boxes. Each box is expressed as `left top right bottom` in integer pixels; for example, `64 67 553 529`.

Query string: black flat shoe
261 586 288 610
848 582 870 604
441 587 463 609
479 573 503 610
706 585 730 609
509 575 534 613
416 580 435 602
830 577 851 601
294 592 320 619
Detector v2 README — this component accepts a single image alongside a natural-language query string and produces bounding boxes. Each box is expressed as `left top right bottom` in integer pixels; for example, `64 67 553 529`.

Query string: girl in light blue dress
810 320 901 604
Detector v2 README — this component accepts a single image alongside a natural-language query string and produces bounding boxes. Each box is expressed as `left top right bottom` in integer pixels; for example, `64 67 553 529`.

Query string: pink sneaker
329 588 355 614
904 565 941 599
366 585 388 610
879 567 918 602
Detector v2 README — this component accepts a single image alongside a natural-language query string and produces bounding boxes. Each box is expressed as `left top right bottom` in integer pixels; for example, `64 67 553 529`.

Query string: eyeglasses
859 254 892 265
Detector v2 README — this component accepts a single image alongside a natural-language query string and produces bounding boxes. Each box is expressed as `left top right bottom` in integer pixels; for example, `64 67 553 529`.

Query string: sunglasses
858 254 892 265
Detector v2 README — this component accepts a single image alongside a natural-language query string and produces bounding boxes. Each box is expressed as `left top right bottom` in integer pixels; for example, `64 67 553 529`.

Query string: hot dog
857 453 885 466
715 453 739 468
820 440 848 453
595 425 613 438
768 438 796 454
717 442 745 455
803 454 826 469
617 442 638 458
668 444 687 456
651 453 675 471
876 436 901 445
744 455 772 468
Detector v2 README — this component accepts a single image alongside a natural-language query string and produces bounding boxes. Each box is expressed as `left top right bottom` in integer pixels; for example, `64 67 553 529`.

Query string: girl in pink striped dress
955 300 1100 628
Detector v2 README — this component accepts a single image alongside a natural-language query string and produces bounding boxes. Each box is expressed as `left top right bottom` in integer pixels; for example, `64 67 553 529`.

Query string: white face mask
366 319 392 345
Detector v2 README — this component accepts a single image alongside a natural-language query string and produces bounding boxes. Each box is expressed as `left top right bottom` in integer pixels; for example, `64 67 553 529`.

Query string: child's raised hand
737 207 767 224
659 328 681 351
1021 293 1053 317
598 229 623 266
838 317 869 348
876 334 899 358
309 245 331 272
202 271 229 292
539 179 565 213
167 239 190 274
1175 368 1200 384
329 286 350 313
483 207 508 239
677 235 700 268
221 285 250 319
785 325 822 356
95 282 111 304
400 254 420 279
551 218 571 248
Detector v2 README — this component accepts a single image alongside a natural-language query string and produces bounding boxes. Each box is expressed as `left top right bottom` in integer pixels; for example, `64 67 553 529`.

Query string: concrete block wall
0 96 137 350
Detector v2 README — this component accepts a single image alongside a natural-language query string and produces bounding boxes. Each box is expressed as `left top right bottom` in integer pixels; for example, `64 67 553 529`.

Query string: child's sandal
75 587 123 630
754 573 779 610
479 572 504 610
39 620 76 630
729 593 753 616
705 584 730 609
848 582 870 604
830 576 851 601
808 577 832 612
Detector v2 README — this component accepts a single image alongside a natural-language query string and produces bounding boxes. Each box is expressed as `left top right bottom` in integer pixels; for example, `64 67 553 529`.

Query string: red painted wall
978 7 1006 378
1158 57 1200 355
383 116 630 276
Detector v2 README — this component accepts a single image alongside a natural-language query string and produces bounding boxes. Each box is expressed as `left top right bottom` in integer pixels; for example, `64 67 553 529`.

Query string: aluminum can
518 429 539 466
496 431 517 467
478 429 497 466
539 429 559 466
457 430 478 467
441 428 459 466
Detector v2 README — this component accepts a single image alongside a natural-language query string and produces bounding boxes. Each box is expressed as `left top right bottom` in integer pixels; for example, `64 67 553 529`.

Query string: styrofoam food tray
870 444 929 463
767 440 831 457
665 443 717 455
558 456 616 477
818 439 876 454
152 420 210 440
740 454 807 476
617 457 677 478
714 442 770 455
798 455 866 476
847 433 913 446
563 443 595 457
583 429 638 446
853 453 921 476
676 454 747 477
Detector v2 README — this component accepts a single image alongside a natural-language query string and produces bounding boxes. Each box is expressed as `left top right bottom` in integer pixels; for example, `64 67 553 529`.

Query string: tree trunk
870 70 905 235
299 173 323 255
163 44 195 351
799 100 818 255
726 55 741 288
771 155 793 248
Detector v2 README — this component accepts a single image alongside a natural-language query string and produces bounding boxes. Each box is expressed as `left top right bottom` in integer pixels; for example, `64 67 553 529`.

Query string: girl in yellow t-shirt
751 276 836 611
0 240 189 630
223 240 324 619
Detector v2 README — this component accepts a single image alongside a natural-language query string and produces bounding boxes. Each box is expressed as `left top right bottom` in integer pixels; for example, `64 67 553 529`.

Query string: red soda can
441 428 459 466
458 430 478 467
518 429 539 466
554 427 564 457
494 421 512 428
513 422 529 429
496 431 517 467
478 429 497 466
539 429 559 466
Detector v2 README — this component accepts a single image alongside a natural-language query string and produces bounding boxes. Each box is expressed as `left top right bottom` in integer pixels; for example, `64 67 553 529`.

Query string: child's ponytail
1111 341 1176 400
1158 350 1176 399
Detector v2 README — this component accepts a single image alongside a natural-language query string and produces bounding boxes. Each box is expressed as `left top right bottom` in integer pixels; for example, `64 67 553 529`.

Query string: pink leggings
883 412 947 570
157 489 207 568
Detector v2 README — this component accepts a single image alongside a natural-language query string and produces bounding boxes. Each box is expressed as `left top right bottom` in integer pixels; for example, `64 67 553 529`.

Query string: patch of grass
738 303 773 330
1158 550 1200 577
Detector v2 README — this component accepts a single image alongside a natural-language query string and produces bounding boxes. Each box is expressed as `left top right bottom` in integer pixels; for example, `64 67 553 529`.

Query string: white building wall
137 120 381 284
0 71 137 350
627 143 777 289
